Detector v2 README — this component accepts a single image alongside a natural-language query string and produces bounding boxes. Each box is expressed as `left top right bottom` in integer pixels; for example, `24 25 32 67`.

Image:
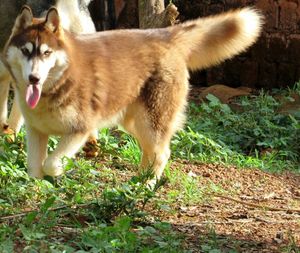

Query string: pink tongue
26 84 41 109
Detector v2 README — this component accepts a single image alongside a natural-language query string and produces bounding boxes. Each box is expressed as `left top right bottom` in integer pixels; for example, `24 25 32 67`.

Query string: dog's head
4 6 68 109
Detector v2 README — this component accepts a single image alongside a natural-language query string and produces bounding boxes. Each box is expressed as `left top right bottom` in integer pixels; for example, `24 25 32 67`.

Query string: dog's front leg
26 125 48 178
42 132 89 177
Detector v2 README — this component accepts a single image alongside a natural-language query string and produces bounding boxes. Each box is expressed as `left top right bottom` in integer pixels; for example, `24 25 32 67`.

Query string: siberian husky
3 6 262 179
0 0 95 135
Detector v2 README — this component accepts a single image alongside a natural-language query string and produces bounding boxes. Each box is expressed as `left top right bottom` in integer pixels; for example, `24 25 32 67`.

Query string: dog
0 0 95 136
3 6 262 179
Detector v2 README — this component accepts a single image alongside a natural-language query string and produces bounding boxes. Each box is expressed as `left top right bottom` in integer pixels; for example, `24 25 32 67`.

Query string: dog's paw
146 178 157 190
42 158 64 177
146 176 168 191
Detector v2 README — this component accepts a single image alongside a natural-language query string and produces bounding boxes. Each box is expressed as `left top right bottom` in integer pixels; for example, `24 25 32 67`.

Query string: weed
0 169 172 252
281 231 300 253
80 217 184 252
91 171 162 221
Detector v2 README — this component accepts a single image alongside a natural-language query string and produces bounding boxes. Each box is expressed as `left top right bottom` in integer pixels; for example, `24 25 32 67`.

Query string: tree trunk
138 0 179 29
117 0 139 29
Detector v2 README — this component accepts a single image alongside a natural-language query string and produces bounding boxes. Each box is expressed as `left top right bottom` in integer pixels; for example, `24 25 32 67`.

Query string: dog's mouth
26 83 41 109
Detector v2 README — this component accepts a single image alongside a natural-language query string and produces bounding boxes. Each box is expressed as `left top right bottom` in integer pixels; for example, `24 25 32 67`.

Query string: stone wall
173 0 300 88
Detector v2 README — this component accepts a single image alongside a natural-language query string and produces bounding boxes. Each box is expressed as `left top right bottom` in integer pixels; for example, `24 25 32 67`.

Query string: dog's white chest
18 97 76 135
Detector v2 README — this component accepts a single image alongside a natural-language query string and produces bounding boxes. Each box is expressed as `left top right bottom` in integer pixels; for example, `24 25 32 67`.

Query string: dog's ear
13 5 33 33
45 7 60 33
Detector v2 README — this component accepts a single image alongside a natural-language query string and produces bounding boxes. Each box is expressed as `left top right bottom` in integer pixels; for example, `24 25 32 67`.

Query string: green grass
164 165 223 205
172 86 300 172
0 86 300 251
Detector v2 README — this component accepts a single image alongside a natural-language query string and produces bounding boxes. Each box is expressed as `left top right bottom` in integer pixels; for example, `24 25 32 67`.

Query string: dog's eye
43 50 52 57
21 48 30 56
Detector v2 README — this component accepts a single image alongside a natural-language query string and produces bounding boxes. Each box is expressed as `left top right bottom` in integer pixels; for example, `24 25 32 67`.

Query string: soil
153 161 300 252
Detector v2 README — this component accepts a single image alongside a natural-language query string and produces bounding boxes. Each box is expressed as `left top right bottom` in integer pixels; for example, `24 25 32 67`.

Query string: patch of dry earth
152 161 300 252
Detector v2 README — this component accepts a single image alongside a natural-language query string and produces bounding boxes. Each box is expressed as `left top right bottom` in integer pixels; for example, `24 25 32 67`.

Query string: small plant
0 168 172 252
81 217 184 252
18 197 57 242
281 231 300 253
92 170 165 221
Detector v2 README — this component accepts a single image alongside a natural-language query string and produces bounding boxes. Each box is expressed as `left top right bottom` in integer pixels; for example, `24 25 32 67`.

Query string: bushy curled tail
170 8 263 70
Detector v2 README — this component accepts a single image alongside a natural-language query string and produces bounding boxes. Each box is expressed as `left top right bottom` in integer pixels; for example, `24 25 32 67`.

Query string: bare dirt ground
152 161 300 252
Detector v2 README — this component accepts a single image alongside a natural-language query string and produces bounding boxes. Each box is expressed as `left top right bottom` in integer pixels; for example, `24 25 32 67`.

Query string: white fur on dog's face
6 42 68 89
5 6 69 101
8 43 53 86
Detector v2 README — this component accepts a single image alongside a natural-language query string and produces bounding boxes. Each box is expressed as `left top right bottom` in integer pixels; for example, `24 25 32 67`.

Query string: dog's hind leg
122 100 186 181
7 95 24 133
0 63 11 133
0 60 23 135
0 81 9 130
122 66 189 182
140 136 171 180
123 109 172 183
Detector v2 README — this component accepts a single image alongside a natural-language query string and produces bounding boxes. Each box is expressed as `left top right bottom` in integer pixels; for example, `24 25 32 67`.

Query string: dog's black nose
29 74 40 84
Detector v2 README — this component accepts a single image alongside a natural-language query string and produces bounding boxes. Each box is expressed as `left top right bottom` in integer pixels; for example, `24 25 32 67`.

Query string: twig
176 219 300 226
0 203 94 221
54 225 82 234
214 193 300 213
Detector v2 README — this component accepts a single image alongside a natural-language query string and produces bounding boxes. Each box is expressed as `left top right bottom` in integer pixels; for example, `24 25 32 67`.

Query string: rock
277 93 300 116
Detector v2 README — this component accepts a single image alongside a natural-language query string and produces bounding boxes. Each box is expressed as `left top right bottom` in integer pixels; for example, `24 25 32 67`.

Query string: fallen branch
214 193 300 213
54 225 82 234
178 219 300 226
